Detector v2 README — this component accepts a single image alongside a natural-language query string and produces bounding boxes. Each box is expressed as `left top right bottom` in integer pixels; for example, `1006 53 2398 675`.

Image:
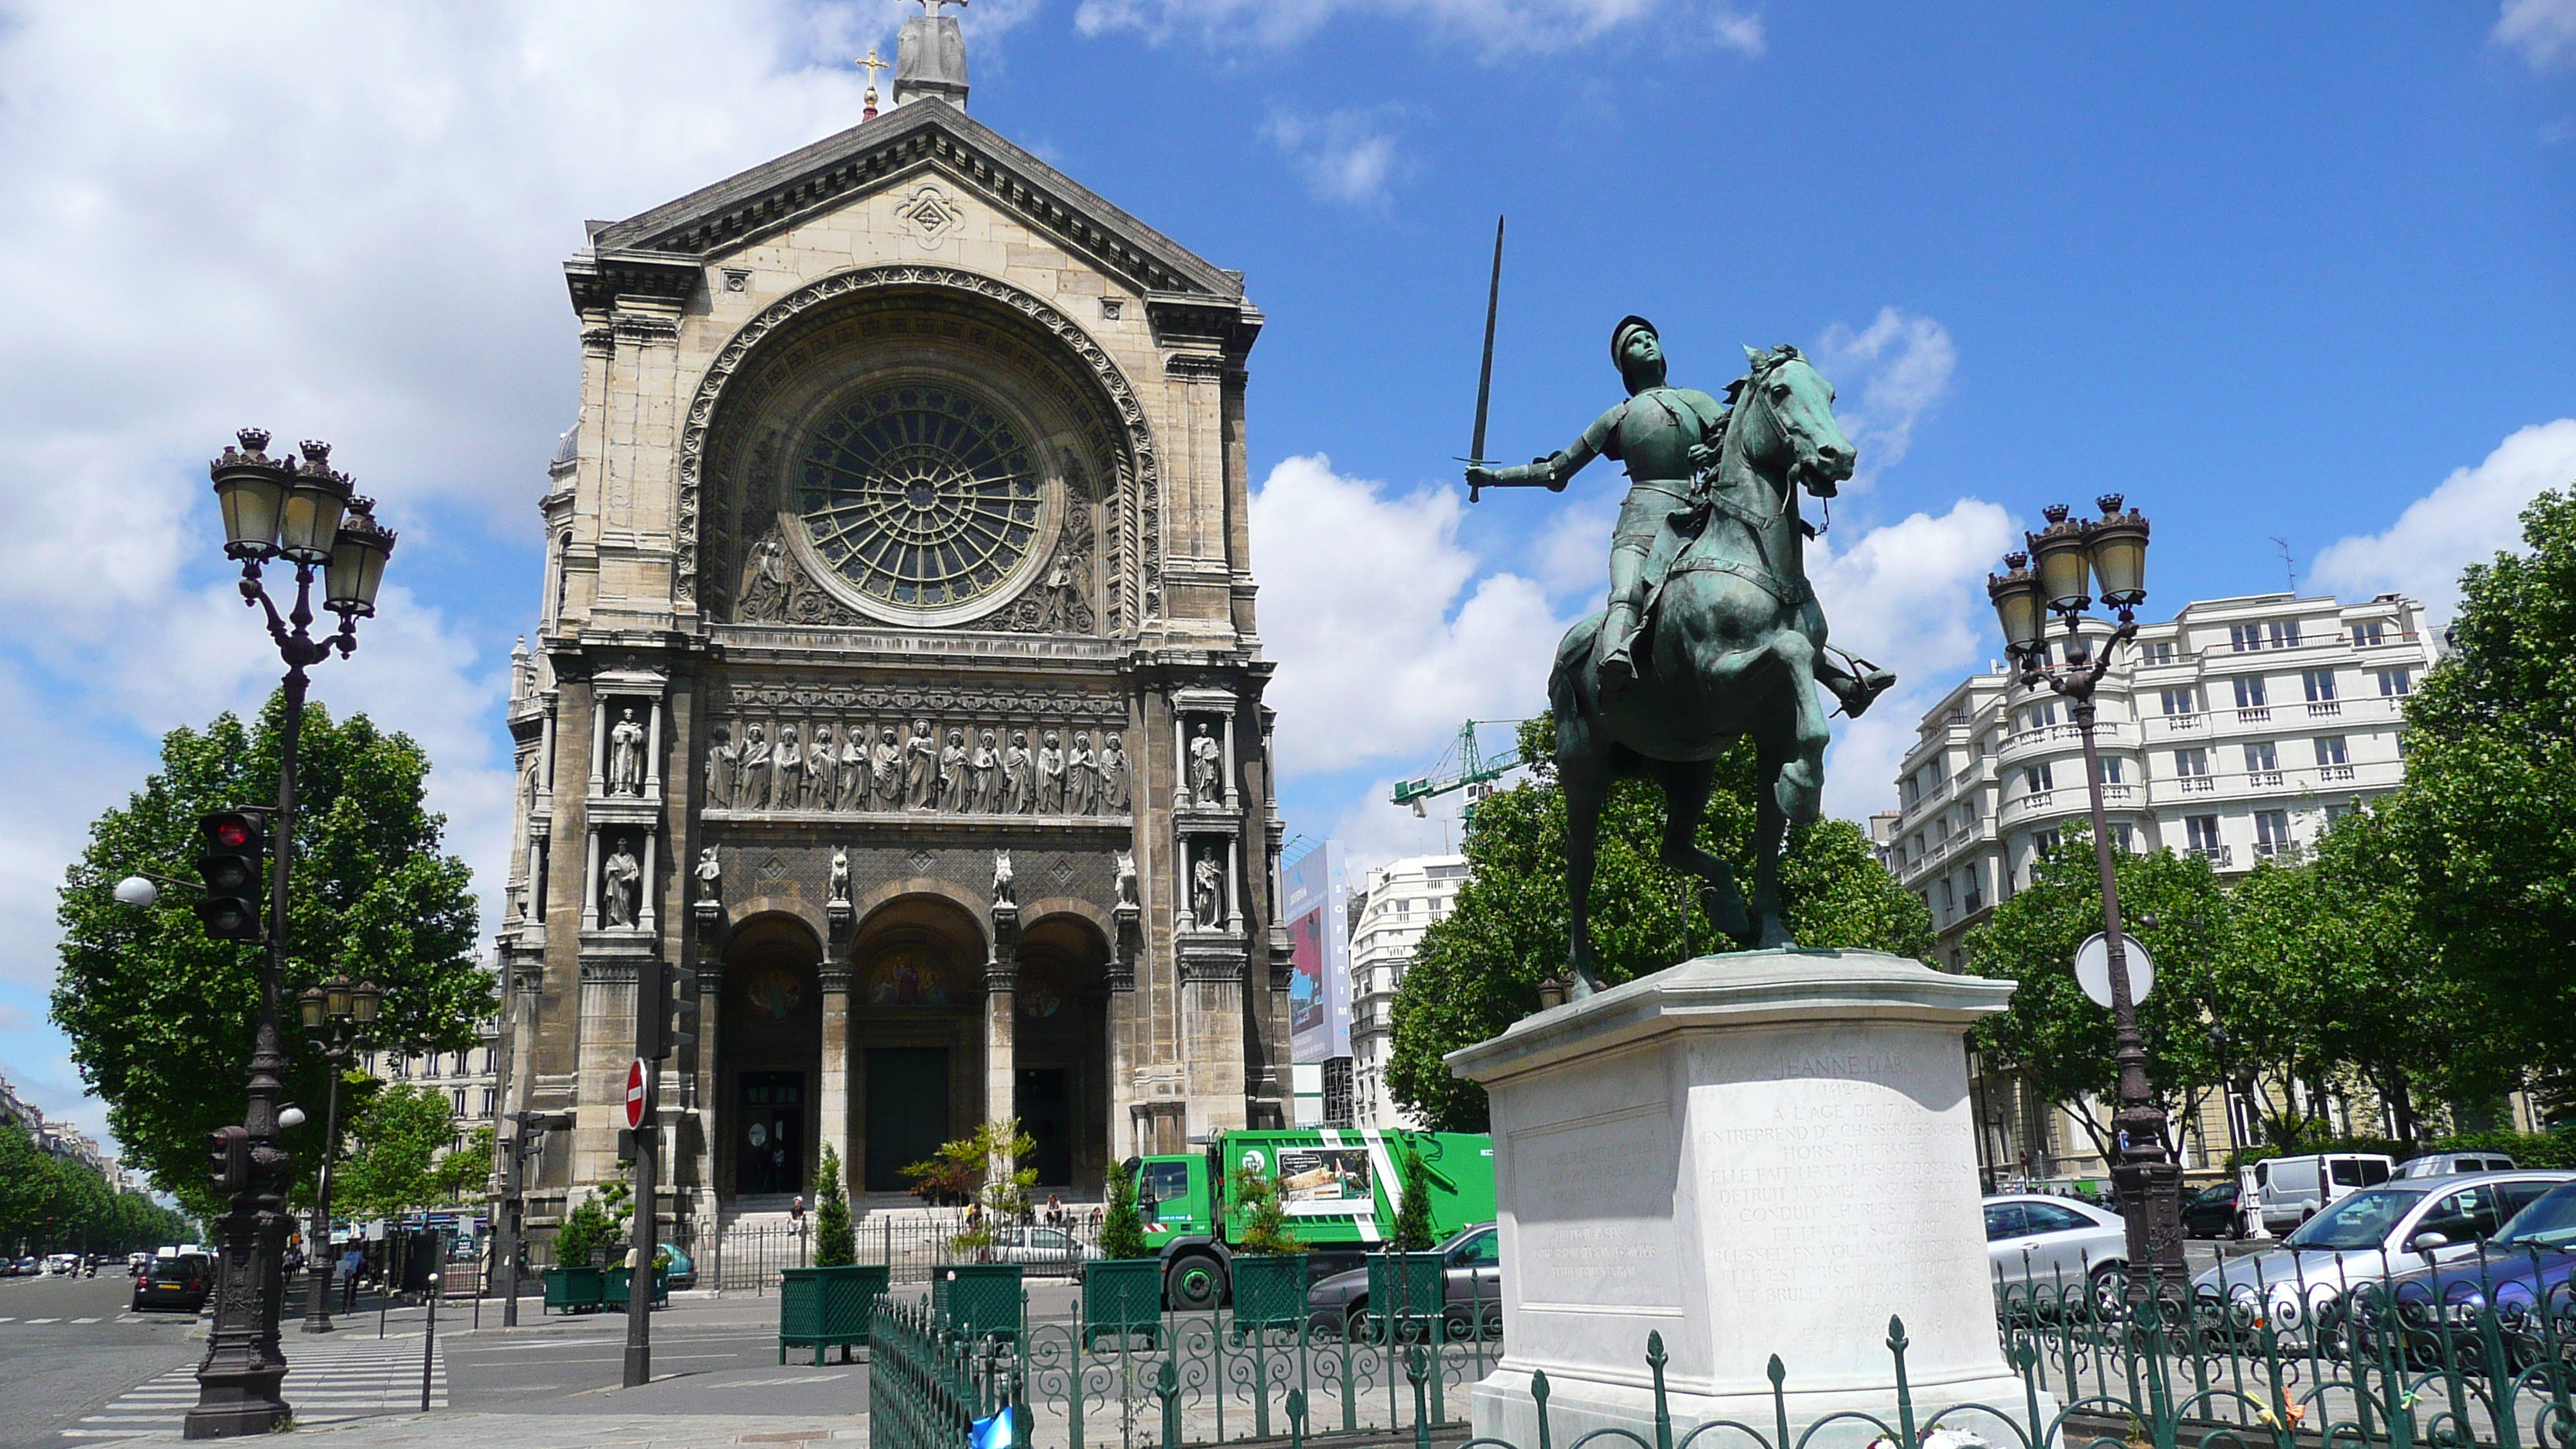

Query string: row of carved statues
705 718 1133 817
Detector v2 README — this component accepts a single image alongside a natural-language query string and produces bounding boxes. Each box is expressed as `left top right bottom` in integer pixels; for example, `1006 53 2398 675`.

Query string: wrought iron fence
673 1216 1108 1293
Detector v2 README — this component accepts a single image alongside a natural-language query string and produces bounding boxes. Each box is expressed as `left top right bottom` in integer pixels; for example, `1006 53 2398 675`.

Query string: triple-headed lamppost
295 975 381 1334
1985 494 2187 1298
187 430 395 1438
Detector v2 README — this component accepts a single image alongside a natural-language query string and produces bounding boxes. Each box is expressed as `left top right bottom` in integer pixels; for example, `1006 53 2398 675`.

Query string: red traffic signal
208 1125 252 1196
194 810 269 942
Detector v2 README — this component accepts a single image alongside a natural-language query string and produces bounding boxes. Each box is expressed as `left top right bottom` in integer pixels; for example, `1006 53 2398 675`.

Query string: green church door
865 1048 950 1192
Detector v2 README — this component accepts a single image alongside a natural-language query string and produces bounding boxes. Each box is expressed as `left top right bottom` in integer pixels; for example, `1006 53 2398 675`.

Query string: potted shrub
544 1184 627 1315
1225 1163 1310 1342
1082 1162 1164 1348
779 1146 887 1365
1363 1149 1443 1342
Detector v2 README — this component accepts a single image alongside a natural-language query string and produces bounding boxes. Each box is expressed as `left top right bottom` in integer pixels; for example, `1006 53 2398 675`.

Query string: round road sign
625 1058 647 1129
2073 932 2154 1009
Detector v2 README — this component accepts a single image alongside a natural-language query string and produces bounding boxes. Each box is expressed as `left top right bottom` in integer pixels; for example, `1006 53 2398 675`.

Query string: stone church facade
498 19 1291 1224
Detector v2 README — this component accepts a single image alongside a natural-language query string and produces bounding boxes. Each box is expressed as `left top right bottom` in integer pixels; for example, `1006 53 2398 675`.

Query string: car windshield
148 1260 199 1283
2286 1186 2431 1250
2494 1187 2576 1250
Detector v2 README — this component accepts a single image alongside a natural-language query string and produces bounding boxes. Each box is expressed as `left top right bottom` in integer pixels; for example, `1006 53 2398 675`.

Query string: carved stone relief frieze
702 683 1133 822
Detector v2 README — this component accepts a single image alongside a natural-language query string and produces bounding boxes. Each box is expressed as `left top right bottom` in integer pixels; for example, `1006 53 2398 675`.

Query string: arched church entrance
851 894 987 1194
1012 911 1113 1192
721 913 822 1201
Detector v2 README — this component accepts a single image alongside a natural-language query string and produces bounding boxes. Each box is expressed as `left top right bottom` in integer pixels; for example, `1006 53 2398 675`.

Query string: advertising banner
1284 841 1351 1062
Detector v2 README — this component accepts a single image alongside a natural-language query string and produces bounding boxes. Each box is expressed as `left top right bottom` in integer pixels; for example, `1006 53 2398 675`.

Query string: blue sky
0 0 2567 1156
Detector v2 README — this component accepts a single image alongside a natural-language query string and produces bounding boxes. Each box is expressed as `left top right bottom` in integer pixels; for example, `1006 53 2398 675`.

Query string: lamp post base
300 1262 335 1333
2112 1157 2190 1297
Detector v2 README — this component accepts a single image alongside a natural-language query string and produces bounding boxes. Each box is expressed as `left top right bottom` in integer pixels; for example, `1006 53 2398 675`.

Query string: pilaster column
1170 714 1190 810
985 964 1017 1135
581 828 602 930
644 700 663 797
539 696 558 797
638 830 658 934
1228 837 1245 933
588 694 609 796
817 964 851 1201
1221 713 1241 810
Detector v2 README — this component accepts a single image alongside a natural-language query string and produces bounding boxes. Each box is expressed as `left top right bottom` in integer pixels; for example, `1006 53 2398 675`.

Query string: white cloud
1807 499 2021 821
1330 783 1471 878
1262 107 1411 208
1077 0 1730 58
2311 420 2576 621
1253 456 1569 776
1533 496 1618 598
2496 0 2576 70
1814 308 1958 485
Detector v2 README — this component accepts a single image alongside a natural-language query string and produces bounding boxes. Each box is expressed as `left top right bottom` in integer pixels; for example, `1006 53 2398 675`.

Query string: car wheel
1345 1302 1372 1344
1166 1255 1223 1313
2088 1264 2131 1321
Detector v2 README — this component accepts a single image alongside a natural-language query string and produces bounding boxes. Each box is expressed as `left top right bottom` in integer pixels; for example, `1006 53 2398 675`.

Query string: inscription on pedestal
1510 1103 1677 1314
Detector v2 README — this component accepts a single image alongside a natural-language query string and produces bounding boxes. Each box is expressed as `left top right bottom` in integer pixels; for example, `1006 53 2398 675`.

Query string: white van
2241 1153 2396 1234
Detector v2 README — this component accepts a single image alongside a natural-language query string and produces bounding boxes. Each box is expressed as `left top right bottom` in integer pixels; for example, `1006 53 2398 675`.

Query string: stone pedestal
1446 949 2041 1449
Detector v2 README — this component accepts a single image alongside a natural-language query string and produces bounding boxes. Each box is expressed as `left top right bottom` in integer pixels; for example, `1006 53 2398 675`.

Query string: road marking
68 1338 450 1440
72 1317 101 1323
27 1317 58 1324
728 1372 851 1387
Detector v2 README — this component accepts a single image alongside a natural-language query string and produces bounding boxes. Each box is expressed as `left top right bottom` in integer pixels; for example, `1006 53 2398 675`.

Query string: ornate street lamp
294 975 379 1334
187 429 394 1439
1986 495 2184 1300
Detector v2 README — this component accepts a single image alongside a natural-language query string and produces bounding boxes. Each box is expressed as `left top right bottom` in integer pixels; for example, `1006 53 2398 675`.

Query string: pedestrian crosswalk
64 1334 448 1439
0 1314 174 1326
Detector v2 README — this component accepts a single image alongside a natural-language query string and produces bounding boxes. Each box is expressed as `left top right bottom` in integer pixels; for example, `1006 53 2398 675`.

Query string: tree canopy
0 1118 194 1254
1386 718 1935 1130
52 692 491 1217
332 1082 489 1224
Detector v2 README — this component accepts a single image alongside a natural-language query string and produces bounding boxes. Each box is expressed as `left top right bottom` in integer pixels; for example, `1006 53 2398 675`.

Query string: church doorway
865 1047 950 1192
736 1072 806 1196
1016 1067 1073 1187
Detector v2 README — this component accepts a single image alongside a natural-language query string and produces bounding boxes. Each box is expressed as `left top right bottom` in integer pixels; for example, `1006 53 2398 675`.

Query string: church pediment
579 101 1243 306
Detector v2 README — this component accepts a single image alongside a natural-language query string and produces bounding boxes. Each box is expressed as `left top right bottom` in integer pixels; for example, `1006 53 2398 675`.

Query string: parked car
132 1254 214 1314
2394 1151 2519 1180
1985 1194 2129 1314
2183 1181 2244 1239
2193 1170 2574 1331
2244 1153 2396 1234
10 1256 36 1276
2363 1179 2576 1365
127 1252 152 1277
1307 1223 1502 1341
44 1252 81 1276
984 1226 1102 1276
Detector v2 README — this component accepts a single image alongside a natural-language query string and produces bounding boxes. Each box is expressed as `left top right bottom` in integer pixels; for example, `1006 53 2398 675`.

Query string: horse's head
1726 344 1855 498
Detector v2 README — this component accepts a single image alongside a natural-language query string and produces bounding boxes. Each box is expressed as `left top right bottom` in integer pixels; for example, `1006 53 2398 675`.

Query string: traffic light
208 1125 252 1196
193 810 268 941
639 954 697 1060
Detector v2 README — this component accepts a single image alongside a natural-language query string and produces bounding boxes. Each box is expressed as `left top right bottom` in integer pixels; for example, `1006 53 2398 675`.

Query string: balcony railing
2254 839 2304 862
2153 712 2207 731
2248 769 2285 787
2236 707 2271 724
2306 701 2341 718
2188 844 2234 866
2318 763 2355 782
2179 776 2215 793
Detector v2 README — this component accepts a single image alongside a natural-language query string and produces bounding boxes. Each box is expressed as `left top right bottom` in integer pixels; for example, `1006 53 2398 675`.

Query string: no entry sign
625 1058 647 1129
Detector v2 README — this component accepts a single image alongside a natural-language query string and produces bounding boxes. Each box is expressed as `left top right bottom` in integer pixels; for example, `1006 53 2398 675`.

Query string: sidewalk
109 1413 866 1447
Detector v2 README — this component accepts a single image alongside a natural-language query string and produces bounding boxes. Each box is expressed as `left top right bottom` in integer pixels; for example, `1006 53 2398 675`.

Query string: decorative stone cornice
565 249 701 313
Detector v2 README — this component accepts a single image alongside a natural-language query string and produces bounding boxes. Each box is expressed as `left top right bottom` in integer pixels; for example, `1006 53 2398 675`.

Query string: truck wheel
1166 1254 1224 1312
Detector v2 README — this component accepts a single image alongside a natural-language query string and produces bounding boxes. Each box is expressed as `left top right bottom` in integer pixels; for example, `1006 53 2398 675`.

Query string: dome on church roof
550 425 577 468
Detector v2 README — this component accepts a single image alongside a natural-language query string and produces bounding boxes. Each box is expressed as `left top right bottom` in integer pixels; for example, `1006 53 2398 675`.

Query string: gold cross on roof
855 46 888 84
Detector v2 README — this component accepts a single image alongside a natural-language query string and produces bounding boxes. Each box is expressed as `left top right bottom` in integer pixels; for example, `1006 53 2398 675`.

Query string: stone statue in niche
602 836 642 927
1067 731 1098 816
1036 730 1065 814
522 749 543 810
1190 845 1223 927
838 724 868 812
1003 731 1033 815
828 846 851 906
694 846 722 905
806 722 835 810
608 708 646 796
1115 848 1139 907
1099 732 1129 814
737 530 793 622
970 730 1001 814
992 849 1015 907
903 720 937 810
872 724 904 810
738 724 771 807
937 729 968 813
1189 721 1223 807
705 725 735 810
772 724 803 812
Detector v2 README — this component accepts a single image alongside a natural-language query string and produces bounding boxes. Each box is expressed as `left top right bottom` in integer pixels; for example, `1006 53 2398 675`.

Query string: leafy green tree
813 1142 855 1266
1098 1163 1149 1260
2386 488 2576 1083
52 694 489 1217
1963 834 2235 1162
552 1182 631 1268
0 1118 196 1254
1227 1164 1307 1255
1387 718 1935 1130
1391 1147 1434 1252
333 1082 463 1224
906 1120 1037 1253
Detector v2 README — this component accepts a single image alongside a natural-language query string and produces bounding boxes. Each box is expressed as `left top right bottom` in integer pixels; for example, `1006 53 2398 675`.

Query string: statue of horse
1547 344 1865 992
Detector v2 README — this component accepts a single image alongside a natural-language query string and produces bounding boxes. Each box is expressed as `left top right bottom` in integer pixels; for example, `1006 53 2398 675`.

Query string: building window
2379 667 2413 697
1939 879 1956 913
2269 620 2302 649
2094 755 2124 784
2352 621 2385 646
2023 762 2054 793
2142 640 2176 665
2254 810 2293 855
2022 701 2058 731
2233 676 2269 709
2185 815 2223 853
2324 800 2358 827
2030 828 2060 859
2159 687 2198 715
480 1089 496 1117
2302 669 2338 702
2243 741 2279 772
2314 736 2348 766
2228 624 2262 653
392 1056 409 1079
2108 822 2136 852
450 1088 468 1114
2174 748 2209 777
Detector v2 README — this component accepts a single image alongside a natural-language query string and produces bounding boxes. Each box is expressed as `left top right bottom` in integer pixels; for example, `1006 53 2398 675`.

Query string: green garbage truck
1124 1129 1495 1310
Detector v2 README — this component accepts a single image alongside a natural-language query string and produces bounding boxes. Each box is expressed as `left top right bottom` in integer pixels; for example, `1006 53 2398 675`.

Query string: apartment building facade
1345 854 1469 1129
1876 591 2441 1183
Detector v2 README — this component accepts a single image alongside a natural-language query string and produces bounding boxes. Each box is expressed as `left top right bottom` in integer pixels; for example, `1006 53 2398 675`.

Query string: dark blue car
2371 1180 2576 1366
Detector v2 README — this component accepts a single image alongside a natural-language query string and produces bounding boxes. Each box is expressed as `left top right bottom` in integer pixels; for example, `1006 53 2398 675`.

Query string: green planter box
933 1262 1024 1345
1080 1258 1165 1350
542 1265 604 1315
1229 1252 1310 1341
601 1265 670 1311
1364 1252 1444 1340
779 1264 889 1365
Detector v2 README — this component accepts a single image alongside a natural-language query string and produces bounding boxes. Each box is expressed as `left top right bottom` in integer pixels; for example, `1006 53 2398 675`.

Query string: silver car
2192 1170 2574 1331
984 1225 1102 1276
1986 1194 2129 1314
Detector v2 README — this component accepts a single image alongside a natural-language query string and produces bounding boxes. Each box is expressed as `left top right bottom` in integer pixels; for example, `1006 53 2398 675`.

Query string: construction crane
1391 719 1529 824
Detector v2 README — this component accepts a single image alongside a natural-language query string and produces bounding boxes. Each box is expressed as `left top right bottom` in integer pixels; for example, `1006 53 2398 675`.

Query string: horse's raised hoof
1699 884 1750 940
